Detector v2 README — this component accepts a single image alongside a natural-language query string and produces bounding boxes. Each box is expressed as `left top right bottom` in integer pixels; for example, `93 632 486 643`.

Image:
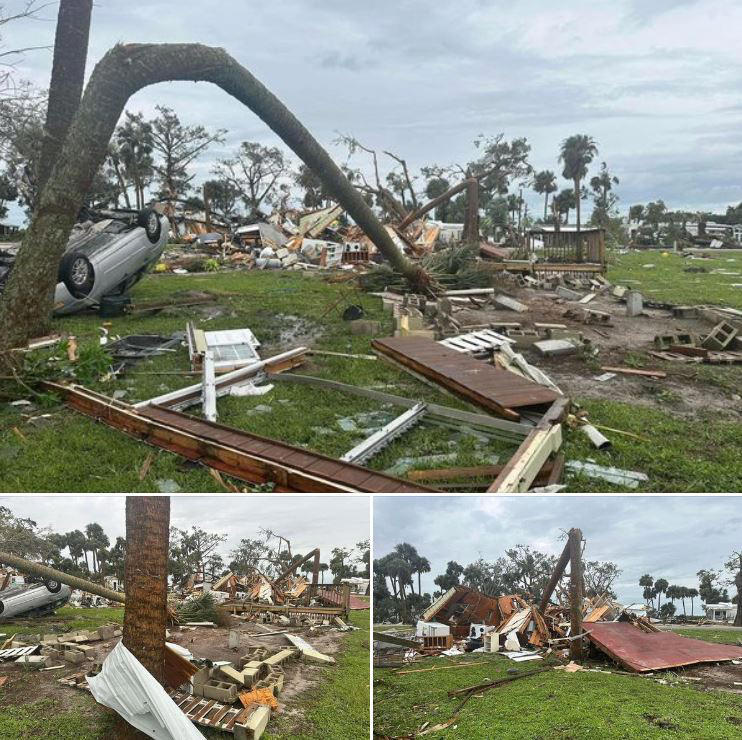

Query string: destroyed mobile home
0 548 359 740
6 173 742 493
374 530 742 677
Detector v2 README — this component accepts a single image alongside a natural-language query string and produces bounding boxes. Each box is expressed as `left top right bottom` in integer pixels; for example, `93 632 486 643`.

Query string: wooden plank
372 336 560 420
600 366 667 379
488 425 562 492
45 383 432 494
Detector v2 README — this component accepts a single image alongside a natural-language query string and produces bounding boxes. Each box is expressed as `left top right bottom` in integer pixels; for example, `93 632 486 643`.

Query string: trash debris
88 642 204 740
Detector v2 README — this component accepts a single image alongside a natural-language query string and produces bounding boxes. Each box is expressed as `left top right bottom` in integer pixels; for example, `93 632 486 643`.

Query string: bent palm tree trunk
0 43 426 352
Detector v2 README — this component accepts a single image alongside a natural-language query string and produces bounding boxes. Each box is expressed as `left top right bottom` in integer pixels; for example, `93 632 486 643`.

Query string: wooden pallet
169 690 252 733
0 645 40 660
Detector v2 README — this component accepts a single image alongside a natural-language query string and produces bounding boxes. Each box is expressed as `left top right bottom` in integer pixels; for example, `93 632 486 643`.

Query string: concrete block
218 664 247 686
275 247 289 259
263 649 296 667
494 294 528 313
234 704 271 740
98 626 116 640
625 290 643 317
534 339 579 357
191 665 211 688
15 655 47 668
202 679 238 703
556 286 583 301
64 649 85 665
349 319 381 336
281 253 298 267
42 634 59 644
702 321 738 350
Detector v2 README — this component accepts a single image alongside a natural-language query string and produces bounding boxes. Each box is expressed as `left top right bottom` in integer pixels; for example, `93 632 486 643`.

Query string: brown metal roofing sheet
587 622 742 672
139 405 429 493
373 336 559 418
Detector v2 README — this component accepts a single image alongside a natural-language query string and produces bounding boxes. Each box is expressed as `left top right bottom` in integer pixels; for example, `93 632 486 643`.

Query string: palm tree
559 134 598 259
416 556 431 596
654 578 669 613
533 170 557 220
122 497 170 684
554 188 576 224
0 43 427 353
687 588 699 617
639 574 654 605
319 563 329 584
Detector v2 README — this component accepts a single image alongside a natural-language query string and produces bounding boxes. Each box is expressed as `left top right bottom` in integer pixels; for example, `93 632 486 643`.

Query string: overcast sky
4 0 742 226
374 496 741 605
0 495 370 562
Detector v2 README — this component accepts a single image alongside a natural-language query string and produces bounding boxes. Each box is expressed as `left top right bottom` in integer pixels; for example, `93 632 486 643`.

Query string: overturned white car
0 580 72 620
0 207 169 315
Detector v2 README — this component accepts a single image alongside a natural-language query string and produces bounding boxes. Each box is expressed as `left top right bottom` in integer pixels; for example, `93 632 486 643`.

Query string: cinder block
64 649 85 665
556 286 583 301
202 679 238 703
234 704 271 740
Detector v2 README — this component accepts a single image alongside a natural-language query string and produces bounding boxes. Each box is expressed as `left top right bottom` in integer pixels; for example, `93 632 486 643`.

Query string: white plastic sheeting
88 642 204 740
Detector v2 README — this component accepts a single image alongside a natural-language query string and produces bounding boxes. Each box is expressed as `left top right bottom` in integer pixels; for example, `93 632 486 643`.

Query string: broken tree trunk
36 0 94 195
122 496 170 686
462 177 479 244
569 527 584 661
0 550 124 603
0 43 427 352
539 539 571 613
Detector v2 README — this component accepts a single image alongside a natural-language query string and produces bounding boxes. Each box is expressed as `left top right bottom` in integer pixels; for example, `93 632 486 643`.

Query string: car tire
0 600 4 615
138 208 162 244
44 579 62 594
59 252 95 298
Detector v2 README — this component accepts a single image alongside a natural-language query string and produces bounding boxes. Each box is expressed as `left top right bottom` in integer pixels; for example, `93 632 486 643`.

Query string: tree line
0 505 369 589
374 540 621 623
639 557 741 624
0 60 622 241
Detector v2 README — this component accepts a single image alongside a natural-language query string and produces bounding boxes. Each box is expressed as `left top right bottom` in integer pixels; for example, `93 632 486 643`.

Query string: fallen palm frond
176 592 219 623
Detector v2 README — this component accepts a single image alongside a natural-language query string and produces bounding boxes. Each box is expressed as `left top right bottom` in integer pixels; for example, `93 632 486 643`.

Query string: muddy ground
450 283 741 420
0 615 348 722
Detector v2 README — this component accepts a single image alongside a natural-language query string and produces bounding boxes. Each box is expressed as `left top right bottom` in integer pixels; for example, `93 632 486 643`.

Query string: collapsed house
375 529 742 674
0 548 361 740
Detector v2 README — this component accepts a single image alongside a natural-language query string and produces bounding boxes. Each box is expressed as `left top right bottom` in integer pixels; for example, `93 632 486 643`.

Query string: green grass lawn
266 608 370 740
0 607 369 739
0 270 518 493
608 250 742 309
374 653 742 739
562 398 742 492
0 695 117 740
1 269 740 492
0 606 123 639
670 627 742 644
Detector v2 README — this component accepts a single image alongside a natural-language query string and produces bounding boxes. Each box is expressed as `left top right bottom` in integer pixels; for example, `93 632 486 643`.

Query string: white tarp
88 642 204 740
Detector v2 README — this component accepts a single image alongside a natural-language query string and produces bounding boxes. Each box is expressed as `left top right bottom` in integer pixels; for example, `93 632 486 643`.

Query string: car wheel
138 208 162 244
44 579 62 594
59 252 95 298
0 600 4 615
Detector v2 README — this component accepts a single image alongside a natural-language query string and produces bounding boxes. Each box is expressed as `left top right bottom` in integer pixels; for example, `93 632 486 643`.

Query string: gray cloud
3 0 742 227
0 495 370 563
374 496 741 605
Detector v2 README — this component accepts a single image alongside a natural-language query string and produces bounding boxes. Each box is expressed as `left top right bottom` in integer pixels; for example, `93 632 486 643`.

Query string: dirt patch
677 661 742 694
167 618 347 715
450 285 741 420
643 714 679 730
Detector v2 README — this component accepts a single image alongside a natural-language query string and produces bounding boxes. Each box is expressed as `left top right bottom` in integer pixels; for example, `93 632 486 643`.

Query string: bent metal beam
44 382 433 493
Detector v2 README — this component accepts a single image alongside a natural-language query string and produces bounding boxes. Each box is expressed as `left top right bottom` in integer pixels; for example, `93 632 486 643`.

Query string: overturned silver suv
0 207 169 315
0 580 72 620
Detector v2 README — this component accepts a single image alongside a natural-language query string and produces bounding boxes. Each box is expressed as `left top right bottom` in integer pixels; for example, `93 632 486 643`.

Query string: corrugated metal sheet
587 622 742 672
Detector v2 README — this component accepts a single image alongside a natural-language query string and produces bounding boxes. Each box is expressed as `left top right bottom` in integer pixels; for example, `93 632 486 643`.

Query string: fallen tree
0 42 428 353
